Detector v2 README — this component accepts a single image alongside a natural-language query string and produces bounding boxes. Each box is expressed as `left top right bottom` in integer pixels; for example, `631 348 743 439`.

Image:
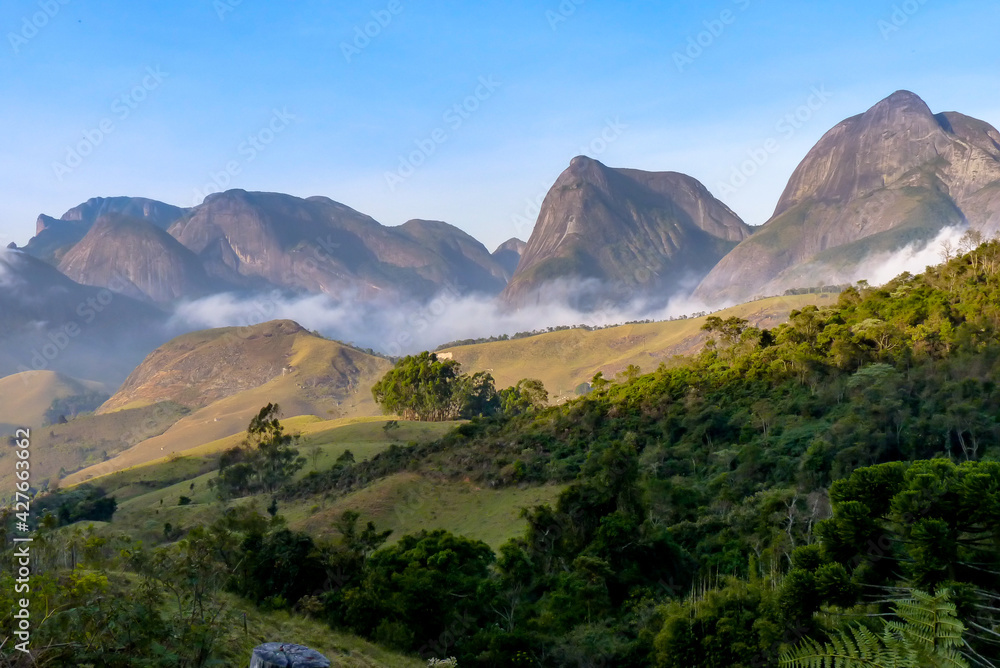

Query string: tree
591 371 609 392
308 445 323 470
214 404 306 498
458 371 500 417
343 530 494 652
499 379 549 416
372 352 497 421
703 316 750 348
616 364 642 383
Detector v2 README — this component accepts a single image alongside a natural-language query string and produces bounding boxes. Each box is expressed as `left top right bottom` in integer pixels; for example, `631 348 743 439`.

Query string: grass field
441 293 832 399
88 417 559 552
283 472 564 550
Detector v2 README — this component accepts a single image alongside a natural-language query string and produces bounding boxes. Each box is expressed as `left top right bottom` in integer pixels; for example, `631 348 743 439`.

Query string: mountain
99 319 390 415
391 219 508 295
492 238 526 278
18 191 510 304
65 320 393 482
57 215 219 303
23 197 188 263
0 249 168 383
500 156 752 309
167 190 509 300
695 90 1000 304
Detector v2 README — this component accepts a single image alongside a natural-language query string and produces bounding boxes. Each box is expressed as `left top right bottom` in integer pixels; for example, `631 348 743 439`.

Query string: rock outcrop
501 156 751 309
695 91 1000 304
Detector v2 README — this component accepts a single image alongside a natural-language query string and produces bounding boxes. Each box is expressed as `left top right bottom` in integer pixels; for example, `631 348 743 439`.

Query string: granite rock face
57 215 216 304
695 91 1000 305
167 190 508 301
491 237 527 279
23 191 510 304
25 197 189 263
501 156 751 309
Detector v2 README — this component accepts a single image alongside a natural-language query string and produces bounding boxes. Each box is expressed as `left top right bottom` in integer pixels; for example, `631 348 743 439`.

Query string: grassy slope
100 321 383 414
283 472 564 551
0 370 107 432
65 295 824 485
64 331 392 485
0 401 188 501
441 293 830 399
91 418 558 551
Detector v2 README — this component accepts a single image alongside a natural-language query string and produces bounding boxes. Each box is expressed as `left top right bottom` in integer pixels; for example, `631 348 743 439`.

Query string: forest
4 240 1000 666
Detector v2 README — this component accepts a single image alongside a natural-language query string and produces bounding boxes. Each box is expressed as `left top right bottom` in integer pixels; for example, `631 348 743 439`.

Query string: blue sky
1 0 997 252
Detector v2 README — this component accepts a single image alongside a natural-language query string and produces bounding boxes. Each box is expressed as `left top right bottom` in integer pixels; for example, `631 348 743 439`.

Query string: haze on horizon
1 0 998 252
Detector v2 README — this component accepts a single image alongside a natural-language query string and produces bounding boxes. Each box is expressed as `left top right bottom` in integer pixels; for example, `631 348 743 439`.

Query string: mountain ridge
501 156 752 309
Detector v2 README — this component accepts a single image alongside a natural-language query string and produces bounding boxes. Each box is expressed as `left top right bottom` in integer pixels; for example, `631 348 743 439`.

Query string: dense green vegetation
32 483 117 527
212 403 306 498
6 241 1000 666
372 352 548 422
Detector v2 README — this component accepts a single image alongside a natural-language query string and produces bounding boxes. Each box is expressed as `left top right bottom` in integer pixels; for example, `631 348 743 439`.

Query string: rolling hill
58 294 827 486
63 321 393 484
0 370 107 434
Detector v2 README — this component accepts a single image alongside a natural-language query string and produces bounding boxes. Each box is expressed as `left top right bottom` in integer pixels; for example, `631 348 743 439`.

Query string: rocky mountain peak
501 157 751 308
695 91 1000 305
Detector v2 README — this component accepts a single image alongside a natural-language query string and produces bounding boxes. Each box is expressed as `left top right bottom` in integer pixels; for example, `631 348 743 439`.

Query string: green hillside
9 243 1000 666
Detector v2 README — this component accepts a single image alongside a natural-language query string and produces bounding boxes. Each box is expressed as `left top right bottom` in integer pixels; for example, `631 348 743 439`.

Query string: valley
3 86 1000 667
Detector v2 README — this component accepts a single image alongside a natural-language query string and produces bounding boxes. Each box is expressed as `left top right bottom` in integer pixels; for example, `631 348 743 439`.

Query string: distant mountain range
5 89 1000 377
21 191 516 305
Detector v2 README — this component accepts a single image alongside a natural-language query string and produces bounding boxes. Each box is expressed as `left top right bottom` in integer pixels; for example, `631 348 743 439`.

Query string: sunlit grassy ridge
441 293 830 399
0 370 107 432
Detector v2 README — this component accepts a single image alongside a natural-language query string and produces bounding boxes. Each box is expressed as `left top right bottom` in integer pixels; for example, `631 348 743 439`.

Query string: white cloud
169 280 717 357
853 226 969 286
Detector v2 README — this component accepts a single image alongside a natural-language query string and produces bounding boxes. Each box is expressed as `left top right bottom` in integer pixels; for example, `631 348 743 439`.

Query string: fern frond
781 589 971 668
